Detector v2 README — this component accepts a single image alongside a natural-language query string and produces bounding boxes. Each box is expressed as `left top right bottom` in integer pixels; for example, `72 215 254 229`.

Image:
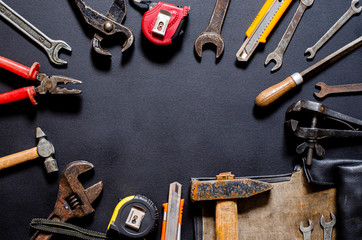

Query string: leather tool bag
305 158 362 240
195 160 361 240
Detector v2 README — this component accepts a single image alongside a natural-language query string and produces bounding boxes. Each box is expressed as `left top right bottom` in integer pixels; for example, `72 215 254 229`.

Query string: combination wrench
314 82 362 99
265 0 314 72
0 1 71 65
194 0 231 58
320 213 336 240
300 220 313 240
305 0 361 60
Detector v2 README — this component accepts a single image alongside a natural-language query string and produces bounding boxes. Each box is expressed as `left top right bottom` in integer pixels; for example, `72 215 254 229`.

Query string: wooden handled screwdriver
255 36 362 107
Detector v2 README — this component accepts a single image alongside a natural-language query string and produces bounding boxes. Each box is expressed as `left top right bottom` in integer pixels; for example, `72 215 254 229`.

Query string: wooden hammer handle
0 147 39 170
216 200 238 240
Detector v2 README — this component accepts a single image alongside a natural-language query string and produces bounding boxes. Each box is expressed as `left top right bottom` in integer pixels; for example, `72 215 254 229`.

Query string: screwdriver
255 36 362 107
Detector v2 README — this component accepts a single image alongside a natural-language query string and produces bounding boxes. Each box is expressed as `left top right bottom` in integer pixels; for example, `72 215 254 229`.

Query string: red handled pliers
0 56 82 105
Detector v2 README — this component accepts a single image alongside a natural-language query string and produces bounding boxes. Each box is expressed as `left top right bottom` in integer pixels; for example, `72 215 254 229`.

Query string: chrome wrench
0 1 71 65
305 0 361 60
300 220 313 240
320 213 336 240
265 0 314 72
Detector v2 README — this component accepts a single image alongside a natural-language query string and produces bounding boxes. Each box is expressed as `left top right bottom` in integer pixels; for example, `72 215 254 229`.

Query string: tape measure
132 0 189 45
107 195 158 239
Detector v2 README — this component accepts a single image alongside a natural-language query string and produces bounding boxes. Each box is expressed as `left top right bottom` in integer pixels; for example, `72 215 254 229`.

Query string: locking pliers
285 100 362 165
0 56 82 105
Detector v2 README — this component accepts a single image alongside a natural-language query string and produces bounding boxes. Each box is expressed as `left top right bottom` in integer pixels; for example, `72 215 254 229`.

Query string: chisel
255 36 362 107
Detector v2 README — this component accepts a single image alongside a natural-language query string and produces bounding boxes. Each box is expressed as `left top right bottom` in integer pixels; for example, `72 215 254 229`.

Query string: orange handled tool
161 199 184 240
236 0 293 62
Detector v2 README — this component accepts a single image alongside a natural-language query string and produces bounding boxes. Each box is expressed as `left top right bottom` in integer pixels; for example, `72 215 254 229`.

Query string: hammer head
190 172 272 202
36 127 58 174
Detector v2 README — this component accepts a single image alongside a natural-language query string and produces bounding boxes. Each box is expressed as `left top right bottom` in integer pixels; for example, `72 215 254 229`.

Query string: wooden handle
0 147 39 170
255 76 297 107
215 200 238 240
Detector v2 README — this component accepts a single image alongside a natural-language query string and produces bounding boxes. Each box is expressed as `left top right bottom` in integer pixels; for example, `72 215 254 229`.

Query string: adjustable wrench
30 160 103 240
305 0 361 60
265 0 314 72
194 0 231 58
300 220 313 240
0 1 71 65
320 213 336 240
314 82 362 99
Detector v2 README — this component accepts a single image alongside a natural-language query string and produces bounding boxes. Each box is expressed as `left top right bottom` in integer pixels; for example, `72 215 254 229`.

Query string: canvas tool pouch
195 160 361 240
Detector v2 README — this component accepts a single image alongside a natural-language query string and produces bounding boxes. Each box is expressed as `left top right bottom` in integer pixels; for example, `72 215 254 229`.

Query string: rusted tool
30 160 103 240
0 56 82 105
314 82 362 99
73 0 134 56
194 0 231 58
255 36 362 108
190 172 272 240
300 220 313 240
0 0 71 65
320 213 336 240
285 100 362 165
305 0 361 60
265 0 314 72
0 127 57 174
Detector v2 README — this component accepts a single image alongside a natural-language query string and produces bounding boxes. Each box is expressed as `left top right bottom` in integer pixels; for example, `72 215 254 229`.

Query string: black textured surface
0 0 361 239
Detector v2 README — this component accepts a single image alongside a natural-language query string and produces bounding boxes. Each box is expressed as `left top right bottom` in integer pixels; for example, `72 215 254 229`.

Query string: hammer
0 127 58 173
190 172 272 240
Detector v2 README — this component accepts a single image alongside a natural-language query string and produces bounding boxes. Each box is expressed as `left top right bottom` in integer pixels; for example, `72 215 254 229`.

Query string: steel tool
255 36 362 108
320 212 336 240
236 0 293 62
131 0 189 45
0 56 81 105
162 182 183 240
314 82 362 99
191 172 272 240
0 127 57 174
73 0 134 56
265 0 314 72
300 220 313 240
30 160 103 240
194 0 231 58
305 0 361 60
0 1 71 65
285 100 362 165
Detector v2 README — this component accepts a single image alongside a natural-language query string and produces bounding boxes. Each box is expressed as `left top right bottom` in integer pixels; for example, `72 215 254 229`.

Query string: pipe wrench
236 0 293 62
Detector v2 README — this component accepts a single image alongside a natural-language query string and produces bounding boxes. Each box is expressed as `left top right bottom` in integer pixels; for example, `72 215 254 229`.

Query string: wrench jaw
194 32 225 59
351 0 362 13
52 161 103 221
305 47 316 60
265 51 283 72
314 82 328 99
47 41 72 66
320 212 337 227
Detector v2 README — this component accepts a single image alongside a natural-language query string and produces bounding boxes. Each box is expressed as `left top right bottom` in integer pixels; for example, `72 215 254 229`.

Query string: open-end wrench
320 213 336 240
30 160 103 240
265 0 314 72
0 1 71 65
300 220 313 240
314 82 362 99
194 0 231 58
305 0 361 60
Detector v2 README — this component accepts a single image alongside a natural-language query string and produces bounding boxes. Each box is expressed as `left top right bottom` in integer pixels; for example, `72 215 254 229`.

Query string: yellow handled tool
236 0 293 62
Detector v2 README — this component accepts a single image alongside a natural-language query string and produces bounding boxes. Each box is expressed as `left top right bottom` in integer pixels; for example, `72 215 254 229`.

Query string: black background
0 0 361 239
